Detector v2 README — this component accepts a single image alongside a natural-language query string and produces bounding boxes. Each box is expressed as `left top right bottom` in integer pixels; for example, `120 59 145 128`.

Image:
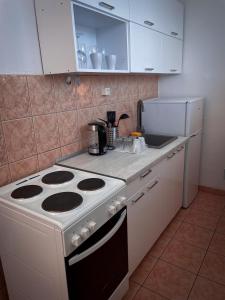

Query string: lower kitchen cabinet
127 146 185 274
128 176 164 274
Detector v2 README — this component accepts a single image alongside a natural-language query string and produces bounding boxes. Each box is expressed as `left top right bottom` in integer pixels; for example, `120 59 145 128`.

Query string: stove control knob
71 234 81 248
108 205 117 215
80 227 90 239
88 221 97 232
114 200 122 210
118 196 127 206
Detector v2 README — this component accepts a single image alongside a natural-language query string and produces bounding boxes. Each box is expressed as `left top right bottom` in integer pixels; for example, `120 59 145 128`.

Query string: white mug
90 52 102 69
106 54 117 70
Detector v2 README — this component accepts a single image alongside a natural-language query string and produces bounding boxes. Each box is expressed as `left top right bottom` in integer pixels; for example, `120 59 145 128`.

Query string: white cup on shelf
106 54 117 70
90 52 103 69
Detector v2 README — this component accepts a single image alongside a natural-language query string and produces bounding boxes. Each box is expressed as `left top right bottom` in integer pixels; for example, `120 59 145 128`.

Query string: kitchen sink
144 134 177 149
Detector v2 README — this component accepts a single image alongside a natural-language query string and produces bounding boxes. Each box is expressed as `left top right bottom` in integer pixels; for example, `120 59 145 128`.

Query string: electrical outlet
101 87 111 96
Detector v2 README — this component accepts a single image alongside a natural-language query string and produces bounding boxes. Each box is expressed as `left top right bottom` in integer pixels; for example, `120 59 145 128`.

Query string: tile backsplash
0 74 158 186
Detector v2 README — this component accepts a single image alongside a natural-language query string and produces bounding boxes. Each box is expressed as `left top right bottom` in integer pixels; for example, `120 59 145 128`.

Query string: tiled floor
123 191 225 300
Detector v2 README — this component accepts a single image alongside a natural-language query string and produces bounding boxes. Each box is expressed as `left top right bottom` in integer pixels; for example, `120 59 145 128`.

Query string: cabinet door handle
144 20 154 27
99 2 115 10
170 69 177 72
140 169 152 179
147 180 159 191
167 153 174 159
171 31 178 36
145 68 154 71
132 192 145 204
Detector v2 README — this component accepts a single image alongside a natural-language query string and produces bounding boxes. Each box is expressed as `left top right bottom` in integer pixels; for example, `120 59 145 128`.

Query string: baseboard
199 185 225 196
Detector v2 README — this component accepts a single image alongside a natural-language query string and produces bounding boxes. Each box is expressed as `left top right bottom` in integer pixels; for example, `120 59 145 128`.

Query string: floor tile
184 209 219 230
143 260 195 300
209 232 225 256
149 234 171 258
123 281 140 300
189 276 225 300
131 256 157 284
174 222 213 249
174 208 190 222
162 219 182 239
161 239 206 274
199 251 225 285
133 287 167 300
216 216 225 235
195 192 225 213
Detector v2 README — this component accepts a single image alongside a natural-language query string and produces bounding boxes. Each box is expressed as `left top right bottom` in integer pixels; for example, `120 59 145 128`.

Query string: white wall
0 0 43 74
159 0 225 191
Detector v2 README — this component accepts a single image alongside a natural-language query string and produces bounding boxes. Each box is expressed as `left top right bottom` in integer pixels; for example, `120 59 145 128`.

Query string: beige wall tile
3 118 36 163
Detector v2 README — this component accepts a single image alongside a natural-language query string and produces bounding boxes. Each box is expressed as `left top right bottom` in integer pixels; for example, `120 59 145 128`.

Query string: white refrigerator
141 97 204 208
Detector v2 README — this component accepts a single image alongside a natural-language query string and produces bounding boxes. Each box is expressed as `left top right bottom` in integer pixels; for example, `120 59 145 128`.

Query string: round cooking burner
11 185 43 199
77 178 105 191
42 192 83 213
42 171 74 185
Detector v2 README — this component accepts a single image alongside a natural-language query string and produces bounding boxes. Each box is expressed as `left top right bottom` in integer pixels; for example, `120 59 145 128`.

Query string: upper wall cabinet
35 0 129 74
129 0 184 40
130 23 162 73
76 0 129 20
0 0 42 75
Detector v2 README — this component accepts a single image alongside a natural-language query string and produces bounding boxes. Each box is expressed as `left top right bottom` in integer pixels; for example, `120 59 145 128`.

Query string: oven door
65 207 128 300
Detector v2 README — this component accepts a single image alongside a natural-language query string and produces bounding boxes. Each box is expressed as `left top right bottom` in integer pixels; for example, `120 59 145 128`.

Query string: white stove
0 164 129 300
0 165 127 255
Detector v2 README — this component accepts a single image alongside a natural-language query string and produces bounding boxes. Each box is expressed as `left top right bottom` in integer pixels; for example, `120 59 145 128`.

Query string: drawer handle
132 192 145 204
171 31 178 36
144 20 154 26
140 169 152 179
177 145 184 152
145 68 154 71
147 180 159 191
167 153 175 159
99 2 115 10
170 69 177 72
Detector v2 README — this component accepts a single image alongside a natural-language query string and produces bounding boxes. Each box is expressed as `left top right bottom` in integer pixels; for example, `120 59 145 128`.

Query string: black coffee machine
88 121 107 155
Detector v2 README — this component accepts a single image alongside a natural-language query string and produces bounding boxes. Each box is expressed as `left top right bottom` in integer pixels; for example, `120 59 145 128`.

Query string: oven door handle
68 210 127 266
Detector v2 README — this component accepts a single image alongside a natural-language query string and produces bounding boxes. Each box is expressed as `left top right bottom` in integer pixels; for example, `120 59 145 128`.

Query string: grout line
186 210 219 299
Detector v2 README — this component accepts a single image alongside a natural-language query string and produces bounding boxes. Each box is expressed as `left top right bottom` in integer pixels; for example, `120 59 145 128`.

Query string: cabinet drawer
125 162 161 199
75 0 129 20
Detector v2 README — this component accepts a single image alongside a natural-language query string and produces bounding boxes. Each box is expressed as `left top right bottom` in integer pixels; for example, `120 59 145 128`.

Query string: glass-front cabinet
35 0 129 74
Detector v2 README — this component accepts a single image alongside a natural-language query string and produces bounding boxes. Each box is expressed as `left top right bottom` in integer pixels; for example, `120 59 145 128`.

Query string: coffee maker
88 121 107 155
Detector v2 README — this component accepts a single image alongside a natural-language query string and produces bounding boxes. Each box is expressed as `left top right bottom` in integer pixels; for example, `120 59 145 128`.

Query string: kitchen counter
58 137 188 184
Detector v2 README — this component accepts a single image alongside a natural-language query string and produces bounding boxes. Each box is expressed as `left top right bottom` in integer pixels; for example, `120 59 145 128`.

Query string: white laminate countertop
58 137 189 184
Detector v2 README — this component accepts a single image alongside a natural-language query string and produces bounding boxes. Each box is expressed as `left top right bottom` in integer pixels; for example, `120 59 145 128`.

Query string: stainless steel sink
144 134 177 149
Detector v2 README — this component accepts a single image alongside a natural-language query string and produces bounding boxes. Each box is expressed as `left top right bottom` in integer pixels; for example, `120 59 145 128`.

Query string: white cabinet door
161 36 183 73
0 0 42 74
128 177 165 274
129 0 184 39
129 0 162 33
161 0 184 39
159 147 185 222
130 23 162 73
76 0 129 19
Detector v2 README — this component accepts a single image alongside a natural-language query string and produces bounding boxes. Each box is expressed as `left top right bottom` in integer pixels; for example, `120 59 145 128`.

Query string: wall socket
101 87 111 96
